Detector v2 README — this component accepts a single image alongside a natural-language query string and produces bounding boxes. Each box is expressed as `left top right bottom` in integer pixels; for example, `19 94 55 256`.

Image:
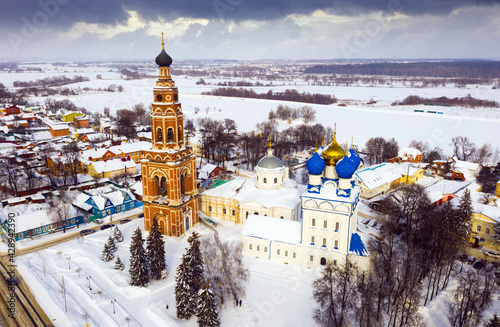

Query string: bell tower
141 34 199 237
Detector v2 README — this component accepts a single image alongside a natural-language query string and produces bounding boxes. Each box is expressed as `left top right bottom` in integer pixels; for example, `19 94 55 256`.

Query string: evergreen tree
457 188 473 242
115 256 125 270
102 241 114 262
186 232 204 295
175 255 196 320
114 226 124 242
129 227 149 287
485 313 500 327
106 235 117 253
146 217 166 280
197 281 220 327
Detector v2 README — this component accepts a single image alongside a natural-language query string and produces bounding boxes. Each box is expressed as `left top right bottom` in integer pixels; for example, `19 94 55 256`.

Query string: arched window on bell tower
156 128 163 143
154 176 160 196
160 177 168 197
181 171 187 196
178 126 182 143
167 128 174 142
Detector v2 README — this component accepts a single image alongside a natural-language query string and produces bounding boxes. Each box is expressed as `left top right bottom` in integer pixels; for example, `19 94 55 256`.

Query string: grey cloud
1 0 499 32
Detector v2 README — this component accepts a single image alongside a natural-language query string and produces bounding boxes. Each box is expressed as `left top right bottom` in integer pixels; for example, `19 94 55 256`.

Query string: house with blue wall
73 186 142 221
1 209 84 241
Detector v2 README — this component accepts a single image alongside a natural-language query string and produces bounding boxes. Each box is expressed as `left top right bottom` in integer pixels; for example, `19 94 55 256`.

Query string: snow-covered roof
241 215 302 245
50 124 69 131
203 176 305 209
198 163 218 179
72 193 92 211
130 181 143 196
425 179 472 203
355 162 422 190
454 167 471 180
90 158 137 174
453 157 480 171
398 146 422 159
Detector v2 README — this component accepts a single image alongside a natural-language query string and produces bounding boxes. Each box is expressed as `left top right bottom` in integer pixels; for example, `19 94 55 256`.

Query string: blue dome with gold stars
335 155 357 179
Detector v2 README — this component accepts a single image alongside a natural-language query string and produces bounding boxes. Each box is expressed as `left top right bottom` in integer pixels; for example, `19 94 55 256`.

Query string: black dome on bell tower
155 33 173 66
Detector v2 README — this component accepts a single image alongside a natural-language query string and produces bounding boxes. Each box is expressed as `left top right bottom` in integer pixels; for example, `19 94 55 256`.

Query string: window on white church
311 218 316 227
264 178 267 183
257 245 260 251
274 178 277 184
334 240 339 249
323 220 327 229
246 211 249 218
285 250 288 257
293 252 296 259
311 236 315 245
333 260 337 266
249 244 252 250
277 249 281 256
309 255 314 262
335 222 340 231
322 238 326 246
264 247 268 253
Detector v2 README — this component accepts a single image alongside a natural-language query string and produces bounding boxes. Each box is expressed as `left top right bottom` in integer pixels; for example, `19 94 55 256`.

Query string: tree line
202 87 337 105
392 94 499 108
304 61 500 79
13 75 89 88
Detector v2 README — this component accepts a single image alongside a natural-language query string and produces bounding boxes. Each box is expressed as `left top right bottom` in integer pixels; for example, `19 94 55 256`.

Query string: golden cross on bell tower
268 134 272 148
161 31 165 50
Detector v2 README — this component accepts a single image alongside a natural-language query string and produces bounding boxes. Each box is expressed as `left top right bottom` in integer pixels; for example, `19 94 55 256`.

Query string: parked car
80 229 95 236
473 260 486 270
484 250 500 259
100 224 115 230
232 162 240 167
361 219 370 225
93 219 103 224
369 220 378 228
120 219 132 224
138 213 144 218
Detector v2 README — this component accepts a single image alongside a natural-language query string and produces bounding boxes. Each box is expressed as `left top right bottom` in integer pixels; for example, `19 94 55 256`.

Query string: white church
241 131 372 270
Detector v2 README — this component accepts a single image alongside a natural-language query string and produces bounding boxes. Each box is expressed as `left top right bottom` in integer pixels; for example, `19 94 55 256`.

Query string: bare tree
62 142 80 186
0 156 21 196
299 105 316 124
312 258 359 327
200 233 248 307
450 136 477 161
48 194 73 233
476 143 494 165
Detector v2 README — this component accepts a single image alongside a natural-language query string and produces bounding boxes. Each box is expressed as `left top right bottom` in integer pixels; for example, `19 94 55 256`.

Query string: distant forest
392 94 500 108
202 87 337 105
304 61 500 79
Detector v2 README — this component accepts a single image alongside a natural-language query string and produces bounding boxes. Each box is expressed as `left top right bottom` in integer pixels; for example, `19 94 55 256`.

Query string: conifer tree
146 217 166 280
115 256 125 270
197 281 220 327
114 226 124 242
485 313 500 327
175 255 196 320
106 235 117 252
102 241 114 262
186 232 204 294
457 188 473 242
129 227 149 287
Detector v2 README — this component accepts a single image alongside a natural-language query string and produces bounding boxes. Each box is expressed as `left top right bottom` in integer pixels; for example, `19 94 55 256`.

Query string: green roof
212 179 230 188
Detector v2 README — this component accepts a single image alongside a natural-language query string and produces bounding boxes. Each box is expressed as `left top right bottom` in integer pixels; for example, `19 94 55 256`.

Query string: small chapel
140 35 199 236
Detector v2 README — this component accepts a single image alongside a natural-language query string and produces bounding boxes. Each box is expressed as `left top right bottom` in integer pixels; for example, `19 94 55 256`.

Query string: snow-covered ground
14 218 320 327
2 64 500 155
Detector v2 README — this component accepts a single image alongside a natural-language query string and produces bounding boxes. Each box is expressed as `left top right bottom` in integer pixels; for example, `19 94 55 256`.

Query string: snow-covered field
15 218 319 327
2 63 500 155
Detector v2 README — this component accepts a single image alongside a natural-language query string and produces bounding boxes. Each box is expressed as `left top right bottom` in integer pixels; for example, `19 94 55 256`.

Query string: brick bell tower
141 33 199 236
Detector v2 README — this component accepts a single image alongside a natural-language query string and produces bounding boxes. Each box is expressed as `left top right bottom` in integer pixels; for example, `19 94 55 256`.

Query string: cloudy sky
1 0 500 61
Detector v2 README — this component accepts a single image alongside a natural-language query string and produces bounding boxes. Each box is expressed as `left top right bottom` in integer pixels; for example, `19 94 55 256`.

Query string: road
0 211 142 325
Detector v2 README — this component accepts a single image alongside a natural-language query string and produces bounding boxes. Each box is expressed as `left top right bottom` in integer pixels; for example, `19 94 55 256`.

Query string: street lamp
86 276 92 291
111 299 116 314
66 257 71 269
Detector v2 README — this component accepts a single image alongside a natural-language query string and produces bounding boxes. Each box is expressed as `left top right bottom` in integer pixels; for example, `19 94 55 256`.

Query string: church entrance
320 257 326 266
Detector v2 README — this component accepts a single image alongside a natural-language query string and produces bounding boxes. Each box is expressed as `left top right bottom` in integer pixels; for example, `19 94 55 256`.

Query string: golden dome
322 132 345 166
